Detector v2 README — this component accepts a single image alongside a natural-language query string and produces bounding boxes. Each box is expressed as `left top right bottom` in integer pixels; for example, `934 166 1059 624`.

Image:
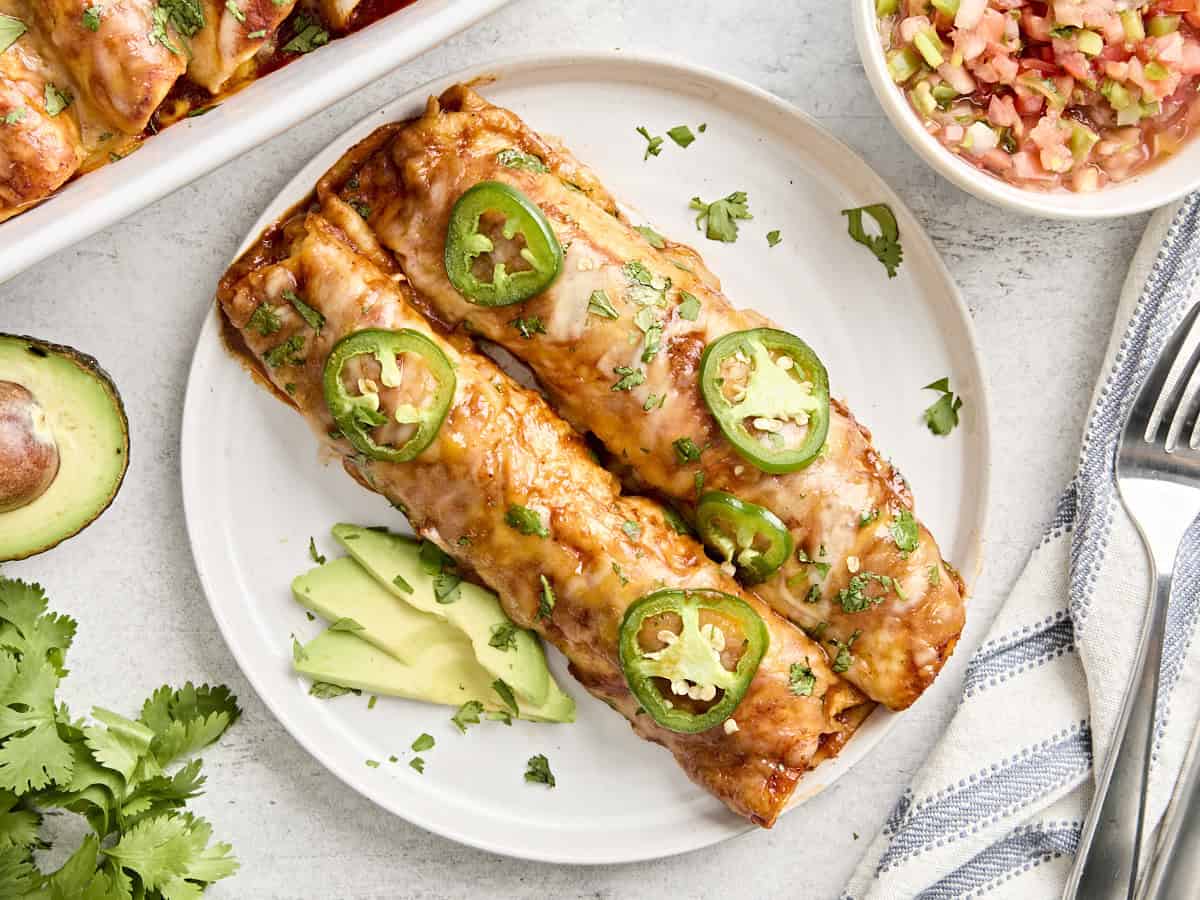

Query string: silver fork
1065 302 1200 900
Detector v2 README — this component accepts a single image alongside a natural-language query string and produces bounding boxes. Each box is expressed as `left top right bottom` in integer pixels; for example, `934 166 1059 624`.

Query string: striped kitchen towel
844 193 1200 900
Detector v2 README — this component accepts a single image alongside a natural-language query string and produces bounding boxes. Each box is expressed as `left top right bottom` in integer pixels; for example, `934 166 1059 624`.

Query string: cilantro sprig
0 577 239 895
841 204 903 278
922 377 963 436
690 191 752 243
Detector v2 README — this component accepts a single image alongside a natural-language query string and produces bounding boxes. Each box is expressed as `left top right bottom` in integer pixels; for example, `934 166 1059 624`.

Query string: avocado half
0 335 129 561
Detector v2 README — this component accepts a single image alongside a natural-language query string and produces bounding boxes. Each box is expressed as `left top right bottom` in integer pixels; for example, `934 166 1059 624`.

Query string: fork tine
1171 352 1200 452
1130 303 1200 445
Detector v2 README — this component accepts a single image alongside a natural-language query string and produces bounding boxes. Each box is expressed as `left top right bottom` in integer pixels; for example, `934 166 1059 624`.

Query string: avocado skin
0 334 129 561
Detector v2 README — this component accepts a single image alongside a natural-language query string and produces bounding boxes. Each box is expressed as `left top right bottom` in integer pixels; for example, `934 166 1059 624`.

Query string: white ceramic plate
0 0 511 286
181 52 992 864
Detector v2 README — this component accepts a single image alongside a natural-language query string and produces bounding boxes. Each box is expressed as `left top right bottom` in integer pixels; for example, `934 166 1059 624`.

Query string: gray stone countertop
0 0 1149 896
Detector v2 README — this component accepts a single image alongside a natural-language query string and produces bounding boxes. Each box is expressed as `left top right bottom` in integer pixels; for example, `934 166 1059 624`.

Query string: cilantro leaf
308 682 357 699
505 504 549 538
308 537 325 565
281 12 328 53
138 682 241 768
43 84 72 117
493 679 519 717
537 575 556 620
84 708 156 782
409 757 425 774
106 812 237 892
635 225 666 249
329 617 364 633
411 733 435 752
788 662 816 697
767 229 782 248
247 303 281 336
636 126 664 160
829 630 862 674
922 378 963 436
263 334 304 368
841 204 903 278
677 291 700 321
160 0 204 36
524 754 555 787
283 289 324 334
667 125 695 148
81 5 102 31
672 436 701 464
611 366 645 392
0 791 39 849
488 623 519 652
587 289 619 320
690 191 752 243
451 700 483 733
510 315 546 339
891 508 920 553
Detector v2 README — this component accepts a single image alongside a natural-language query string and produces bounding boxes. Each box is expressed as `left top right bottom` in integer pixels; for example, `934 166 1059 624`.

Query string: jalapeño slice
322 329 455 463
444 181 563 307
696 491 793 583
618 589 768 734
699 327 830 474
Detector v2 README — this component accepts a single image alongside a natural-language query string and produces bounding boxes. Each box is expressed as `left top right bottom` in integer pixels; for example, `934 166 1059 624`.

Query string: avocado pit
0 380 60 512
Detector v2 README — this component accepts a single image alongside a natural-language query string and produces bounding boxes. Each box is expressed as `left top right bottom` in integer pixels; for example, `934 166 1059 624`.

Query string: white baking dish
0 0 510 285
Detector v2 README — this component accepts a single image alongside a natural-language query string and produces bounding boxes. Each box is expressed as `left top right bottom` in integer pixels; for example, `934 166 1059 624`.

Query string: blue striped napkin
844 194 1200 900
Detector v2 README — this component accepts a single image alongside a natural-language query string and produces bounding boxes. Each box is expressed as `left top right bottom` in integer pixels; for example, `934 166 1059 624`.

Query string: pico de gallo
878 1 1200 192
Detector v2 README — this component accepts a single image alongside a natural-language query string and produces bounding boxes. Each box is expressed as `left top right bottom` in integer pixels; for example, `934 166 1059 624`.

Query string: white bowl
852 0 1200 219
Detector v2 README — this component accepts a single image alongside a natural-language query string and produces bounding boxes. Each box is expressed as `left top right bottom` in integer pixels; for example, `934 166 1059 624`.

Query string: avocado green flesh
331 524 550 706
0 336 128 562
293 564 574 722
292 556 448 665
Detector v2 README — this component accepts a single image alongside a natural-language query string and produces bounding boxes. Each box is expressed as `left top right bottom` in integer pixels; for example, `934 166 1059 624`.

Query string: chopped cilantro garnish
836 574 890 613
636 126 664 160
611 366 645 392
788 662 816 697
588 289 619 319
643 393 665 411
43 84 72 117
677 291 701 321
891 508 920 553
247 27 266 38
923 377 963 436
690 191 752 243
283 289 324 334
842 204 903 278
698 123 708 133
291 635 307 662
830 630 862 673
538 575 556 619
451 700 484 733
524 753 556 787
497 148 549 173
248 303 281 336
411 733 435 752
2 108 26 126
368 694 377 709
82 5 102 31
392 574 414 593
433 573 461 604
349 200 371 220
673 436 702 464
282 13 329 53
767 230 782 248
493 679 519 717
409 757 425 773
635 225 666 248
309 681 357 698
505 504 549 538
927 565 941 586
612 561 629 585
263 334 305 368
148 4 183 54
161 0 204 35
489 622 519 652
667 125 695 148
329 617 364 633
308 537 325 565
622 520 642 541
510 315 546 339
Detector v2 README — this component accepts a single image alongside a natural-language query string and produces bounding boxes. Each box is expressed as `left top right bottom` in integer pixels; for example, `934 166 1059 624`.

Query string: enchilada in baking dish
0 0 415 221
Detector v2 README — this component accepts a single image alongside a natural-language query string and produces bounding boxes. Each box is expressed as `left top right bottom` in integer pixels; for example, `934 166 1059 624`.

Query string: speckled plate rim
181 51 993 864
